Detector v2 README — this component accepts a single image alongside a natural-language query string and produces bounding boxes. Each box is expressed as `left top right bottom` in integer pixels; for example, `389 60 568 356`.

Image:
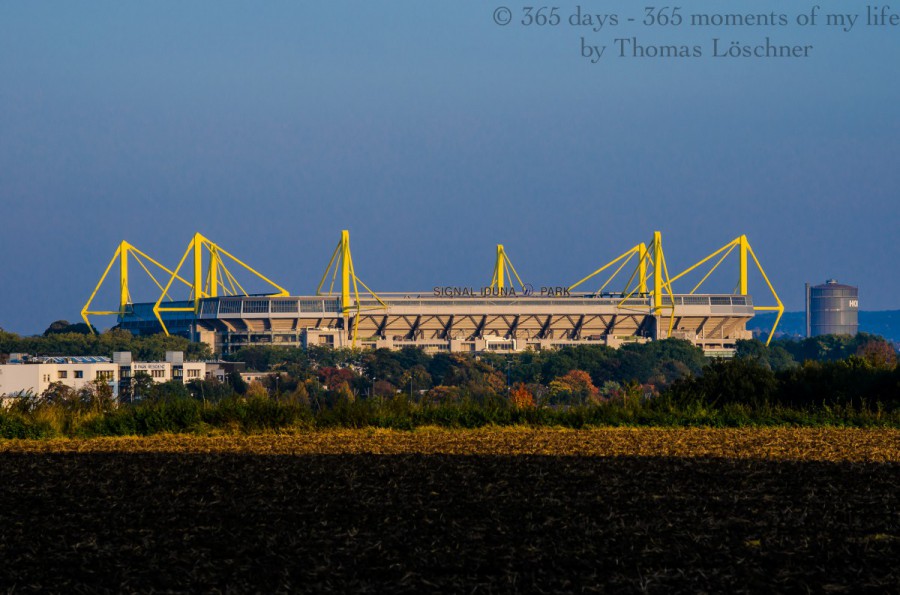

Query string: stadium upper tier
84 231 784 355
117 292 754 355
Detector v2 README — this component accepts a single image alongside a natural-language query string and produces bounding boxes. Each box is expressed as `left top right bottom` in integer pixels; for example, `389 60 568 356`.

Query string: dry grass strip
2 427 898 461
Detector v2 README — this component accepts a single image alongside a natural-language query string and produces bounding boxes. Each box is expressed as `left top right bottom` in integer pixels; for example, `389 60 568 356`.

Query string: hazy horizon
2 1 898 335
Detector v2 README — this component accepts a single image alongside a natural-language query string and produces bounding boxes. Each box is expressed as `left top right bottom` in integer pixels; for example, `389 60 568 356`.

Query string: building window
74 371 84 379
43 374 51 383
96 371 114 381
151 370 165 379
187 369 200 378
58 371 68 379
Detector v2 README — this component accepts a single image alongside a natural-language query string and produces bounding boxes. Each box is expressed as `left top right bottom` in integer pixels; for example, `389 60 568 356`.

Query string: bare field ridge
2 427 899 461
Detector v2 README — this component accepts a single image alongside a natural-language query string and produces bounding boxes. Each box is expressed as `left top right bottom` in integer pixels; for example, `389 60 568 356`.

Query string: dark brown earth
1 449 898 593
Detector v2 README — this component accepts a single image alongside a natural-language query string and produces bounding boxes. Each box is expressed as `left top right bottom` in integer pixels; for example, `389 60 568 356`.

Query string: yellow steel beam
83 241 196 333
81 244 122 331
119 241 129 312
659 242 677 338
341 230 351 315
653 232 663 315
209 246 219 298
665 238 740 289
153 238 195 336
569 245 641 293
598 251 636 295
490 245 526 292
746 242 784 345
688 244 736 295
316 243 341 295
739 234 749 295
316 230 387 345
638 243 648 294
153 232 290 335
663 233 784 346
127 246 192 297
492 245 505 290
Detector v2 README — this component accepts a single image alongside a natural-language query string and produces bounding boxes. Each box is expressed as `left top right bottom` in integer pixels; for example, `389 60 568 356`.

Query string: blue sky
1 1 898 334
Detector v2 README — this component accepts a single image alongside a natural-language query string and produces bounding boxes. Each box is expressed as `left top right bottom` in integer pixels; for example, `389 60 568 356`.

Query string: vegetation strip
3 428 899 462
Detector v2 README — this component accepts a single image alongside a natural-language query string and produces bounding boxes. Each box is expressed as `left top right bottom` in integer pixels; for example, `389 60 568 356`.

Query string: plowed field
1 428 898 592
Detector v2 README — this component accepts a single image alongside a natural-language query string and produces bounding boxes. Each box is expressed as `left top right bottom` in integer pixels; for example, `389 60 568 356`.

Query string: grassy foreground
4 394 900 441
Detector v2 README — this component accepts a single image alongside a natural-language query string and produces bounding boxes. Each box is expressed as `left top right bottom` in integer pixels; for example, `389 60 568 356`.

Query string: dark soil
1 453 898 593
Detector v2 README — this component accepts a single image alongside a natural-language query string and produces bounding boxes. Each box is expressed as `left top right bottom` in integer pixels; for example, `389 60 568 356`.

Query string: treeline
1 331 898 438
742 333 898 370
0 328 212 362
227 340 711 401
2 354 898 440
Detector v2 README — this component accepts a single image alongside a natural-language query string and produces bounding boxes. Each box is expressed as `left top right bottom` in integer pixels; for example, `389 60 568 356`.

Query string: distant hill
750 310 900 343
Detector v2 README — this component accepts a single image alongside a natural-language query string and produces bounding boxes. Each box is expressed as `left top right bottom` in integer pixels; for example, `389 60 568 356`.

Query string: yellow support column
496 245 505 290
653 232 663 315
119 241 129 313
638 242 648 295
193 233 203 311
341 230 351 315
209 247 219 298
739 234 749 295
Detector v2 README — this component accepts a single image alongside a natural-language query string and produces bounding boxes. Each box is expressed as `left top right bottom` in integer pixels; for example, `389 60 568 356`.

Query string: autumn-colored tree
317 366 357 389
509 382 534 409
548 370 601 405
856 339 898 369
245 380 269 400
330 381 355 405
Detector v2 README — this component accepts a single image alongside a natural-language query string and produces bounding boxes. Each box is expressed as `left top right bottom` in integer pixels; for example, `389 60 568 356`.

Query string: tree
245 380 269 400
668 358 777 408
283 382 310 406
44 320 96 335
548 370 601 405
78 379 116 413
145 380 191 403
40 382 78 409
127 372 155 403
187 378 235 403
227 370 248 395
372 379 397 399
425 385 462 404
856 338 898 369
509 382 535 409
326 381 355 406
735 339 797 371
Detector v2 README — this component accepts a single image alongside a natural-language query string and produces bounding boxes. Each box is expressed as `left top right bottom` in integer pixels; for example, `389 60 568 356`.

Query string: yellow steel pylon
316 230 387 347
81 241 193 333
665 234 784 345
489 244 526 292
153 232 290 335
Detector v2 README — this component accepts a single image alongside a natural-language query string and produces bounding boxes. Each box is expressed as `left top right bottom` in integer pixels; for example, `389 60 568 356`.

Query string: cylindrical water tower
805 279 859 337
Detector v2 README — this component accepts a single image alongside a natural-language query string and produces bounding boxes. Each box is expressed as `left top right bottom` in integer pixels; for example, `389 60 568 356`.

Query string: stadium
82 231 783 355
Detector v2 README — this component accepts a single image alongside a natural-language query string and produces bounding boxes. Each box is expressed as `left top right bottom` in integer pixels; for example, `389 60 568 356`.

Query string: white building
0 351 222 402
0 355 118 397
